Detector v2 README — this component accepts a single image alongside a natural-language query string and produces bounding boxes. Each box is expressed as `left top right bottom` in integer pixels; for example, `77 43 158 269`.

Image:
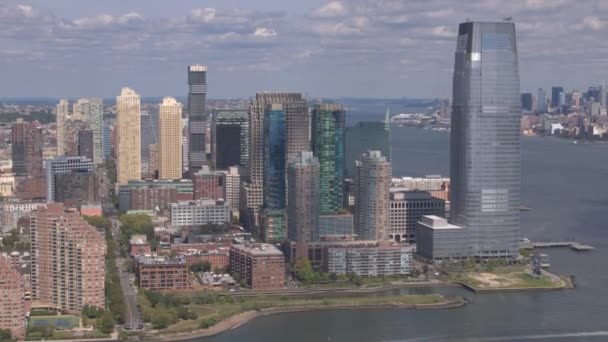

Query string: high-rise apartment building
600 82 606 108
312 104 345 214
73 98 103 164
140 110 159 176
0 255 25 339
212 110 249 169
54 171 97 208
520 93 533 111
116 87 142 185
188 64 208 172
229 243 285 290
78 129 94 161
287 151 320 242
224 166 241 215
12 119 43 178
450 21 521 258
158 97 183 179
56 99 69 156
354 150 390 241
102 118 113 158
30 203 106 313
45 155 94 202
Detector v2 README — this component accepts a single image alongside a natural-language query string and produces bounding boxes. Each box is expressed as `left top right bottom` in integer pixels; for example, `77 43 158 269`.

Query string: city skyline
1 1 607 99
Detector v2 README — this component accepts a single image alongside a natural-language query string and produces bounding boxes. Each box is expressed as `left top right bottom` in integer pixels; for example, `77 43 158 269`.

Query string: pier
532 241 594 251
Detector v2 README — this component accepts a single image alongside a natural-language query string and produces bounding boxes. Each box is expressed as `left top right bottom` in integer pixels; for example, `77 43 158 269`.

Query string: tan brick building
30 203 106 313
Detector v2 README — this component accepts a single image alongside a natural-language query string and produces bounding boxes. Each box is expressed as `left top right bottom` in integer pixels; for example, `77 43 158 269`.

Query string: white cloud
582 16 606 30
190 8 216 23
253 27 277 38
313 1 347 18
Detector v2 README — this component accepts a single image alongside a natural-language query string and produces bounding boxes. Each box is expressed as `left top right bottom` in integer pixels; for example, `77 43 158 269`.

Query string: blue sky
1 0 607 99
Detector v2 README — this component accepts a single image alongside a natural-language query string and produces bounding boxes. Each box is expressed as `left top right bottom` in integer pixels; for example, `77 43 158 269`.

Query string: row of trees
118 214 158 256
81 304 115 334
0 228 29 252
293 257 364 286
83 216 123 328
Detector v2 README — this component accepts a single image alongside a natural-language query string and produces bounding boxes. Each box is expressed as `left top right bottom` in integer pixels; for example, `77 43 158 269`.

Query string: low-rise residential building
119 179 194 212
229 243 285 290
130 234 152 256
135 255 189 291
192 166 225 201
0 201 44 234
0 255 25 339
284 240 380 271
416 215 469 263
326 243 414 277
171 200 231 227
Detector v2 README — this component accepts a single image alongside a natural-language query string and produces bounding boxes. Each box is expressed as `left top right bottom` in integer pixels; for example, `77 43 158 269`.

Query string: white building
171 200 231 227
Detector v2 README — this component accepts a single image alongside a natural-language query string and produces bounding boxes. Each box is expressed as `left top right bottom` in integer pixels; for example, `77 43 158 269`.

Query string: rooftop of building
136 254 186 266
418 215 463 230
231 243 283 256
390 189 441 201
130 234 148 245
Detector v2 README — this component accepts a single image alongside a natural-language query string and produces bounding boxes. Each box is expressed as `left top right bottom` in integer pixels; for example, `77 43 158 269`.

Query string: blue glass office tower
263 104 286 210
450 21 521 258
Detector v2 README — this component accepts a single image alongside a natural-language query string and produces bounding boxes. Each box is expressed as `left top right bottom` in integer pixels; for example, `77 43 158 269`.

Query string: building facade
354 150 390 241
135 255 189 291
326 244 414 277
12 119 43 178
30 203 106 313
287 151 320 242
78 129 94 161
171 200 231 227
318 214 354 239
224 166 241 215
54 171 97 208
73 98 103 164
229 243 285 290
188 65 208 172
159 97 183 180
212 110 249 169
311 103 345 214
389 190 445 243
192 166 225 200
45 156 94 202
0 255 25 339
416 215 468 262
116 87 142 185
450 21 521 258
118 179 193 212
264 103 287 210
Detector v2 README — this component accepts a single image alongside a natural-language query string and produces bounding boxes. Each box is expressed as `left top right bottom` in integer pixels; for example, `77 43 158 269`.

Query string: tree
100 311 115 334
294 257 314 284
0 328 11 341
190 260 212 273
151 311 170 329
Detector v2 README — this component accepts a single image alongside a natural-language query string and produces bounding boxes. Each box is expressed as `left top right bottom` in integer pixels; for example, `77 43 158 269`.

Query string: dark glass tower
312 103 345 214
188 64 208 173
450 21 521 258
212 110 249 170
263 103 286 210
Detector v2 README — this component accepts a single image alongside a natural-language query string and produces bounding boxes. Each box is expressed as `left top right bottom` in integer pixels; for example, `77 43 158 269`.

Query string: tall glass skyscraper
312 103 345 214
263 104 286 210
188 64 208 172
450 21 521 258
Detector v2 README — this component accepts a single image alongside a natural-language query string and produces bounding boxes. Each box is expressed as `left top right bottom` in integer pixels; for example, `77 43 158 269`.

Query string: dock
532 242 594 252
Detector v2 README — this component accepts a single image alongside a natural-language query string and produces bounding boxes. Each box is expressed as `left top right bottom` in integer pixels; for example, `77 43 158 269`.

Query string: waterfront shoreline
147 296 467 342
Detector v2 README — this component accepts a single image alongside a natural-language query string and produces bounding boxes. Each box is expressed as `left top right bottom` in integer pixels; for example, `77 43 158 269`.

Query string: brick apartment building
135 255 189 291
229 243 285 290
0 255 25 339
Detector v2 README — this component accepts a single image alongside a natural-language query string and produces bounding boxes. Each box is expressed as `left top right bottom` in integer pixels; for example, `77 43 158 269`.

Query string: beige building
55 99 69 156
354 150 391 241
158 97 183 179
116 87 142 185
30 203 106 313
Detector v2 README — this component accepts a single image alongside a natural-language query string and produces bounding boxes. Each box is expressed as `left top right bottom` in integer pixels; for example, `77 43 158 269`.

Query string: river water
197 126 608 342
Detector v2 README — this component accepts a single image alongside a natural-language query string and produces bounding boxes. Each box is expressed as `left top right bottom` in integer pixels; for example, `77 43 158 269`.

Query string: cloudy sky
1 0 607 99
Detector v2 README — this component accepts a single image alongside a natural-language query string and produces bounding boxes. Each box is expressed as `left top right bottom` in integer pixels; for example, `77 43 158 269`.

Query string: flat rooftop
232 243 283 256
419 215 463 229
